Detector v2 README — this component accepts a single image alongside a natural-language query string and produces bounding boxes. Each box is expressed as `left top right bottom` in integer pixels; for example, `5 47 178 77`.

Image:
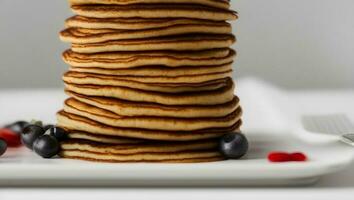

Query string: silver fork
302 114 354 146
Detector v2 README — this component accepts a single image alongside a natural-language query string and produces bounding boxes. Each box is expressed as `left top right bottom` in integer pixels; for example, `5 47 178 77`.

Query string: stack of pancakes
57 0 241 163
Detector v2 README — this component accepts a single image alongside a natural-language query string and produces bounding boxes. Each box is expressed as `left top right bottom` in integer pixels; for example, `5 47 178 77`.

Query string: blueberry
33 135 60 158
219 133 248 159
21 125 45 149
5 121 29 134
44 126 67 141
0 139 7 156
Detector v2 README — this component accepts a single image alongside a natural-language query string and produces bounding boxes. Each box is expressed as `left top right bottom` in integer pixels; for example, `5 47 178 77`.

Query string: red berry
267 152 292 162
290 152 307 161
0 128 22 147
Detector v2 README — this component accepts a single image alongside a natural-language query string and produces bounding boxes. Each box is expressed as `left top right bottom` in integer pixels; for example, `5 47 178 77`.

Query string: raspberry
0 128 22 147
290 152 307 161
267 152 292 162
268 151 308 162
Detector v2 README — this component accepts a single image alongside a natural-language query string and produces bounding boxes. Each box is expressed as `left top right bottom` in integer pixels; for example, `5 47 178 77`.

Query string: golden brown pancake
71 34 236 53
68 71 232 84
69 64 232 78
64 80 235 105
66 90 240 118
63 71 231 93
68 0 230 10
57 111 242 141
61 138 219 154
63 48 235 69
60 23 231 43
71 4 237 21
69 62 232 78
63 98 241 131
67 131 145 144
60 139 223 163
65 16 232 30
60 149 223 163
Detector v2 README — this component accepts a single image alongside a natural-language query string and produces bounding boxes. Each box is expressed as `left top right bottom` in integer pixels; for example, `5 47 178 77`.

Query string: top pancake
69 0 230 10
71 4 237 21
66 16 233 30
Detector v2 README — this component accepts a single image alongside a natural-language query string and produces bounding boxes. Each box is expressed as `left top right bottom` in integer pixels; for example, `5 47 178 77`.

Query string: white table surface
1 79 354 199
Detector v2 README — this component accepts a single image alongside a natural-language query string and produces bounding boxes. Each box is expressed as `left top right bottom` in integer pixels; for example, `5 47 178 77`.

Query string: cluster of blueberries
1 121 67 158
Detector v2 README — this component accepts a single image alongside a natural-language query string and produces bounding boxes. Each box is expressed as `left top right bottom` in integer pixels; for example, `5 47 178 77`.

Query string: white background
0 0 353 89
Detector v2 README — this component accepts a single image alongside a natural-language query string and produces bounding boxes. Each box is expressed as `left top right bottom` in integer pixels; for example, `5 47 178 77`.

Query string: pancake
60 150 223 163
69 0 230 10
64 68 231 83
57 111 242 141
63 71 230 93
65 16 232 30
64 80 235 105
60 139 223 162
69 63 232 77
71 4 237 21
68 131 145 144
60 23 231 43
63 48 235 69
61 139 219 154
63 98 241 131
71 34 236 53
68 71 232 84
66 90 239 118
100 72 231 84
